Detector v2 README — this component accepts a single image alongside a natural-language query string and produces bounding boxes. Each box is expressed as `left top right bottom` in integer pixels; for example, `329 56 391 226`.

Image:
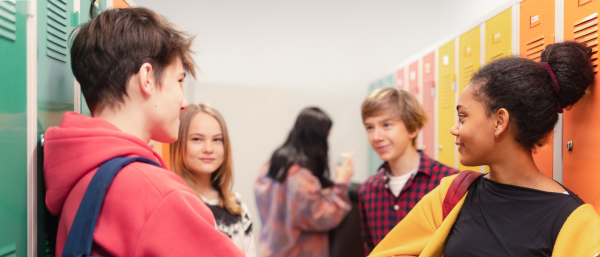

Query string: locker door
78 0 104 116
0 0 28 256
408 61 419 96
520 0 555 178
113 0 130 8
486 8 513 63
438 41 456 168
36 0 76 255
408 60 422 151
395 67 405 90
421 52 435 158
458 26 485 172
37 0 75 130
367 75 394 175
564 0 600 213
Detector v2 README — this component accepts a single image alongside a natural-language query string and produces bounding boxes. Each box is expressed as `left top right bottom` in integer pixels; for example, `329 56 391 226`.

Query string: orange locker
438 41 457 168
485 8 513 63
395 68 406 90
113 0 130 8
564 0 600 213
421 52 436 158
408 61 419 96
520 0 555 178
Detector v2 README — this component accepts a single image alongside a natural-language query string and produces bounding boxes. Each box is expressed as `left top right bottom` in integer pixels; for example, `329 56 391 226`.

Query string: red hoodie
44 112 245 256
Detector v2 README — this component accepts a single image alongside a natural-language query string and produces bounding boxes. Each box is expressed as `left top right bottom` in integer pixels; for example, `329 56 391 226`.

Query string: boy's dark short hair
361 87 428 146
70 7 196 113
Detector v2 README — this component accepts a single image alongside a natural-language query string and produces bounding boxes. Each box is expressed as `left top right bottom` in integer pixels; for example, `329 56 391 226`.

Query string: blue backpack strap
61 157 161 257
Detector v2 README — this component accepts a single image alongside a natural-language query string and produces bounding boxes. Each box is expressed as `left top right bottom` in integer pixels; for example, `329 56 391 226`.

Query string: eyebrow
189 133 223 137
364 117 398 125
456 105 465 111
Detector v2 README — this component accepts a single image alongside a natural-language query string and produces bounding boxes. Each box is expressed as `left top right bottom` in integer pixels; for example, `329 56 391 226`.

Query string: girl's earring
495 130 499 135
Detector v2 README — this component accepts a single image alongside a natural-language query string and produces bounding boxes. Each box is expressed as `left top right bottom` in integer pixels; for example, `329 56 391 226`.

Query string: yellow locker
458 26 485 172
564 0 600 214
437 41 456 168
486 8 513 63
520 0 555 178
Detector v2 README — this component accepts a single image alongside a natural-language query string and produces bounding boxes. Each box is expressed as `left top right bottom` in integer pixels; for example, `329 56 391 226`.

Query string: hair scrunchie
540 62 563 113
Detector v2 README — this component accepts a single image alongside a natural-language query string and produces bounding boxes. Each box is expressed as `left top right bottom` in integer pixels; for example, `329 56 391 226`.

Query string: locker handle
566 141 573 151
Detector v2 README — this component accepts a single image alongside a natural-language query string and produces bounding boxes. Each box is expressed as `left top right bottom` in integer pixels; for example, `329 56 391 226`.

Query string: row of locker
368 0 600 214
0 0 128 256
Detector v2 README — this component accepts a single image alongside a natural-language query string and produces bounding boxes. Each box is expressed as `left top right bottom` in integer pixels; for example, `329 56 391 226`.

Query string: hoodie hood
43 112 166 215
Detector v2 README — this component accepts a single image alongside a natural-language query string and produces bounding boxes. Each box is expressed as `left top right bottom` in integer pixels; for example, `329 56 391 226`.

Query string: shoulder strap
442 170 483 221
61 157 160 257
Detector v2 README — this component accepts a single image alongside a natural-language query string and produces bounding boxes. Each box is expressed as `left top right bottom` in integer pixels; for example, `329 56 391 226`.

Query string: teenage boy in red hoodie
358 88 458 255
43 7 244 256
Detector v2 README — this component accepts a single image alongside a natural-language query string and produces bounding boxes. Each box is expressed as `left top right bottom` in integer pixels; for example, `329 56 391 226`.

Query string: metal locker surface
564 0 600 214
408 61 419 96
437 40 457 168
485 8 513 63
0 0 28 256
520 0 556 179
458 26 486 173
421 52 435 159
395 67 406 90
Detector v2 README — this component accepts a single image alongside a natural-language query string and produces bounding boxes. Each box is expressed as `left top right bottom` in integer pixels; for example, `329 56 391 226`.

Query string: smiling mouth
375 145 389 152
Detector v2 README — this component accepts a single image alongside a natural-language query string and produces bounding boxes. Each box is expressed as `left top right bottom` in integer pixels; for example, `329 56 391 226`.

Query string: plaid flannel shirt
358 152 458 255
255 164 351 257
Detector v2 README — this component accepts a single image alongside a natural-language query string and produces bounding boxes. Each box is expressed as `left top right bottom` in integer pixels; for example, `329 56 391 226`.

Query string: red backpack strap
442 170 484 220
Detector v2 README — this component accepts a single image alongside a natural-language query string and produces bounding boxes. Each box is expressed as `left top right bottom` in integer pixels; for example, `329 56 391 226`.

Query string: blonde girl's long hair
169 103 241 215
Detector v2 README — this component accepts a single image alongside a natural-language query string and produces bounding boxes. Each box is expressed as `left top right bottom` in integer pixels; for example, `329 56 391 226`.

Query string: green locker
0 1 28 256
78 0 105 116
37 0 75 131
36 0 74 255
366 74 394 175
36 1 107 255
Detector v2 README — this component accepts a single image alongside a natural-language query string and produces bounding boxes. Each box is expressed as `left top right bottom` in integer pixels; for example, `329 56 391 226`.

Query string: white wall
134 0 513 256
184 80 368 255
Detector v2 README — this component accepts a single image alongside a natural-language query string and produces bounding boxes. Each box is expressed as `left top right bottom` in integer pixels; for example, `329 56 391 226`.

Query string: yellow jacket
368 174 600 257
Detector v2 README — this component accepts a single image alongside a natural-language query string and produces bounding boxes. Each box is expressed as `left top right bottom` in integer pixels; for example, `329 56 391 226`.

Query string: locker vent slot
0 243 17 257
490 52 505 61
460 64 477 91
526 35 545 62
0 0 17 42
574 13 599 72
439 73 454 109
46 0 69 63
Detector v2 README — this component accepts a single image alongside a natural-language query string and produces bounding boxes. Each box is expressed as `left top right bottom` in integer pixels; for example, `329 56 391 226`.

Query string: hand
333 151 354 184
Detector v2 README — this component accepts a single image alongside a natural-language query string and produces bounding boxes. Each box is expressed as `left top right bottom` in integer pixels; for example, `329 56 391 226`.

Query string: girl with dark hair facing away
368 41 600 257
255 107 355 257
169 104 255 256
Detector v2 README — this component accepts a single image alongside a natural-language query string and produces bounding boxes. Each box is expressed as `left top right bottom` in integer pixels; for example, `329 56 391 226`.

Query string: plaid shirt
358 152 458 254
255 164 351 257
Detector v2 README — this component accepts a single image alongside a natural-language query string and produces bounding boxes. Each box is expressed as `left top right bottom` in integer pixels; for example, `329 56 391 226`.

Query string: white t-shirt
388 169 418 197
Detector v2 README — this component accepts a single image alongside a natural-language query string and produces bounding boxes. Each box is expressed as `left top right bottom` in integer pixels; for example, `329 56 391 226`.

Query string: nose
372 127 383 141
450 122 459 137
203 140 213 153
180 97 188 111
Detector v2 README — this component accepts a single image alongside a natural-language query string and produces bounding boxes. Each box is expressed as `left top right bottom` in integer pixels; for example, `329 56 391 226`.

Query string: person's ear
408 128 419 139
137 63 155 96
494 108 509 137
